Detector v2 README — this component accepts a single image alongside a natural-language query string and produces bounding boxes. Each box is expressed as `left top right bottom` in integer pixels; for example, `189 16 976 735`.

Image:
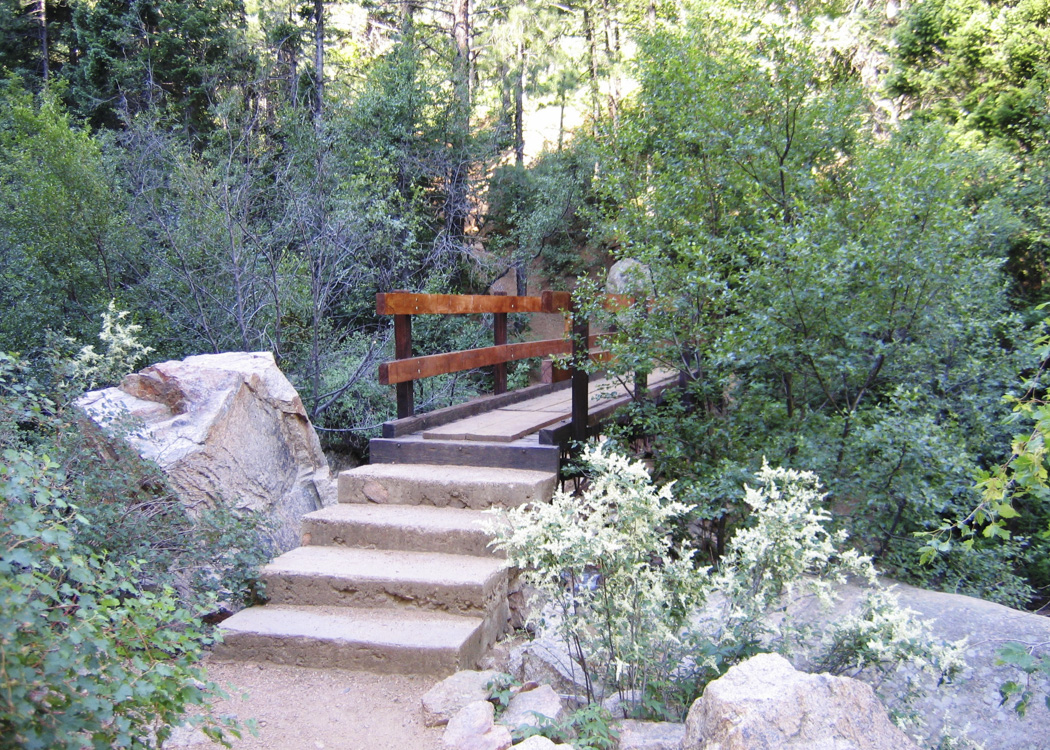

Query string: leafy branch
918 315 1050 563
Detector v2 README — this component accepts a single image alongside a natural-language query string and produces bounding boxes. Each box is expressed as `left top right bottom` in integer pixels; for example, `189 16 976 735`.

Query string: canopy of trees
3 0 1050 739
0 0 1048 644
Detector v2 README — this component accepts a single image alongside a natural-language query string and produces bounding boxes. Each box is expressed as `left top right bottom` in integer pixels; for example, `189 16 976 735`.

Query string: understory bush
491 442 964 721
491 443 705 707
586 0 1037 607
486 673 619 749
2 307 273 612
0 449 241 749
0 308 265 745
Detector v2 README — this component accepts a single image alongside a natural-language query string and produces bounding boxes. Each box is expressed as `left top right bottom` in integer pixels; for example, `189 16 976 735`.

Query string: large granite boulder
77 352 335 551
682 653 918 750
788 579 1050 750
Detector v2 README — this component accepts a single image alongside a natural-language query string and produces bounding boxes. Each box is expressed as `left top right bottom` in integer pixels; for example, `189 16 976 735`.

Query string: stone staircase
213 463 557 675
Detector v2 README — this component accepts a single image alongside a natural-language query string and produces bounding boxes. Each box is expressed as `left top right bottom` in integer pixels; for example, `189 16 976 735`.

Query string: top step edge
338 459 558 508
340 462 557 480
368 437 560 474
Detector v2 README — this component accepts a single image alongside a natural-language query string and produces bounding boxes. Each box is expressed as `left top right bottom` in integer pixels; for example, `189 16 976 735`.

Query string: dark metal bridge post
394 299 414 418
493 291 508 395
571 307 589 446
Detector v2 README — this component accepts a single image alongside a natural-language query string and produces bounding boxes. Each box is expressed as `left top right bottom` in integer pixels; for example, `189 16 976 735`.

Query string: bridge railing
376 290 637 444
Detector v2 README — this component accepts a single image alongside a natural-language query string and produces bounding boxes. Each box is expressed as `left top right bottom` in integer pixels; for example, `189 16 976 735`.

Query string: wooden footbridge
368 290 679 473
216 288 681 676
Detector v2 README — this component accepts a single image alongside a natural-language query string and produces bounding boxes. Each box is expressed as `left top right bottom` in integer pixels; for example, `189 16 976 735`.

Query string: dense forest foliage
1 0 1049 741
0 0 1048 598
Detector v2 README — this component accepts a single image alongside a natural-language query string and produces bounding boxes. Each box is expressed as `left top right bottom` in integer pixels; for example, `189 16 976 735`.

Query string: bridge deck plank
422 409 567 443
417 373 674 444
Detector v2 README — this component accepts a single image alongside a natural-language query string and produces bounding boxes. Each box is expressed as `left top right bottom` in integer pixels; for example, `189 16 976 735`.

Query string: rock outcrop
682 653 918 750
78 352 335 551
788 579 1050 750
505 578 1050 749
606 258 649 296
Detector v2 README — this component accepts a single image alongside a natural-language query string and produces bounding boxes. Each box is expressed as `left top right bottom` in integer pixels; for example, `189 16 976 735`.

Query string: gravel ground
176 659 447 750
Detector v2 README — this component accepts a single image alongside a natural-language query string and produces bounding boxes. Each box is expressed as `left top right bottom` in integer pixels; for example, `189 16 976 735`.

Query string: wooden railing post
635 370 648 402
678 347 695 411
378 289 575 419
635 299 649 402
493 291 508 395
571 304 589 446
394 309 414 419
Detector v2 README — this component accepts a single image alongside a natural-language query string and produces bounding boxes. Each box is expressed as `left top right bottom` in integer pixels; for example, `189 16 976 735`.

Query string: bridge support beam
395 312 414 419
571 312 589 446
493 292 507 395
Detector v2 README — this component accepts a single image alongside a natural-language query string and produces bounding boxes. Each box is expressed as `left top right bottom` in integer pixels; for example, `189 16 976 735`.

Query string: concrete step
369 435 561 473
262 546 509 620
301 504 506 558
338 462 557 509
213 605 486 675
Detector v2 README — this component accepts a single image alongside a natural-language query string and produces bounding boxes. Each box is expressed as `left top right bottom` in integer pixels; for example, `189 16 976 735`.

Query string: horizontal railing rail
376 290 571 316
378 334 609 385
376 290 639 445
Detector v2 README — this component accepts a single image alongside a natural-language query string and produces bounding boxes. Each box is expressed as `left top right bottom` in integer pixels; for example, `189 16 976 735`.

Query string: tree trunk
600 0 620 127
282 6 300 108
582 6 600 130
36 0 48 81
513 40 525 166
558 85 566 150
452 0 471 118
447 0 471 244
313 0 324 121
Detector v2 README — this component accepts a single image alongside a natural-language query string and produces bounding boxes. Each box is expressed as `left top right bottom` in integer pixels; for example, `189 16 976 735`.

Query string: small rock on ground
499 684 565 732
682 653 917 750
512 736 568 749
616 719 686 750
422 670 499 727
443 700 512 750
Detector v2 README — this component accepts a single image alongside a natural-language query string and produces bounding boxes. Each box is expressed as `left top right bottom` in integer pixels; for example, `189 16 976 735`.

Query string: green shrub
0 448 240 749
514 703 619 750
490 442 707 707
493 443 962 721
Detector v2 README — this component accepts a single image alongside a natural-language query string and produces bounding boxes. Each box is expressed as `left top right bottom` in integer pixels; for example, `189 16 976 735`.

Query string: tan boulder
77 352 335 551
682 653 917 750
606 258 649 296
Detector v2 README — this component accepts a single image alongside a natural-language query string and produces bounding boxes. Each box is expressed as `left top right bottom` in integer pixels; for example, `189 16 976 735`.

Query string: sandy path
197 659 446 750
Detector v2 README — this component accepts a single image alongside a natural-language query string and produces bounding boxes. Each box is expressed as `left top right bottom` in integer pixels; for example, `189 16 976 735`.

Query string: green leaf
995 503 1020 520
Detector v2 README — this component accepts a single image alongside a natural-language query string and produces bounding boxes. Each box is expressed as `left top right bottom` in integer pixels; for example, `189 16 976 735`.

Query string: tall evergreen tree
67 0 255 136
0 0 75 83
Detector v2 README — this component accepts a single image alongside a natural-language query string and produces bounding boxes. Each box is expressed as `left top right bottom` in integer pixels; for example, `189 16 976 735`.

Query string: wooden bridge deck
370 369 679 474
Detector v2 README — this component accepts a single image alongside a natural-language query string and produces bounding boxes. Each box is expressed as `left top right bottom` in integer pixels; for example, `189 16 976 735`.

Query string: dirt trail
194 659 446 750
